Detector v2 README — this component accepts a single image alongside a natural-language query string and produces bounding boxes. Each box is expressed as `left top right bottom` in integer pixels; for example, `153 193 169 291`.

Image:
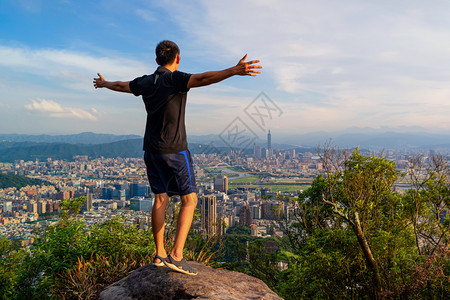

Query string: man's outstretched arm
187 54 262 89
93 73 131 93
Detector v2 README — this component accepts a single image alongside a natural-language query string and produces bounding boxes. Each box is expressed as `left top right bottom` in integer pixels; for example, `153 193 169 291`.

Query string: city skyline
1 1 450 136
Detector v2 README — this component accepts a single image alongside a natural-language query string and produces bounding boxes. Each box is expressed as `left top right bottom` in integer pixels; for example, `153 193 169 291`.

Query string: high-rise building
102 187 113 200
3 201 12 212
239 204 253 225
131 182 148 198
250 205 261 219
114 183 128 191
214 175 228 194
86 193 93 211
267 130 272 157
27 201 38 213
56 191 73 201
130 198 154 212
46 202 54 213
200 195 217 236
37 201 46 214
253 143 262 159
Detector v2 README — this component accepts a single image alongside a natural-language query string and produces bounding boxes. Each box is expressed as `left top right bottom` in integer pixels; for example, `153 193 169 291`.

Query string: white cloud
3 0 450 135
158 0 450 133
25 98 101 120
0 45 148 92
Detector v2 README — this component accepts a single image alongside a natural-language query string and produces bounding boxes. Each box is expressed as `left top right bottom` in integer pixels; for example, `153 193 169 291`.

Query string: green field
227 165 249 172
228 183 309 193
203 166 221 173
229 176 259 183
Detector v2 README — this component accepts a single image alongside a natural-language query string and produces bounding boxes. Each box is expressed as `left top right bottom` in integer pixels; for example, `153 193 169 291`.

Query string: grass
229 184 310 193
227 165 249 172
229 176 259 183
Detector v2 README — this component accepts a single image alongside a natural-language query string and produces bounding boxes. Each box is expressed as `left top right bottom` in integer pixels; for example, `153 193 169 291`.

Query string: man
93 40 261 275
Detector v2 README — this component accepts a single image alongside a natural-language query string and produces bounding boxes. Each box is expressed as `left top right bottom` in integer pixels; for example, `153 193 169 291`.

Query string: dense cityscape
1 131 445 247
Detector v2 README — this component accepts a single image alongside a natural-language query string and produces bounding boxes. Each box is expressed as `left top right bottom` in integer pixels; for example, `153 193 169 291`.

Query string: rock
99 262 283 300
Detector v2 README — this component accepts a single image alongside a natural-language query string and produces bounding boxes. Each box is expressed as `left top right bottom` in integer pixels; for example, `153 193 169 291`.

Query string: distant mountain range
0 128 448 162
0 132 141 145
189 127 450 152
0 139 144 162
275 128 450 151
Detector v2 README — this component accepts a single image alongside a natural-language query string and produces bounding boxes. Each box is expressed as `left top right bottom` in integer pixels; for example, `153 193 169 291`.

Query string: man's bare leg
170 192 198 262
152 192 169 263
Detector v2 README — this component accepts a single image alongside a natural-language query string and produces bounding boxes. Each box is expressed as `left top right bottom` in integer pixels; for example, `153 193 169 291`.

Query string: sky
1 0 450 139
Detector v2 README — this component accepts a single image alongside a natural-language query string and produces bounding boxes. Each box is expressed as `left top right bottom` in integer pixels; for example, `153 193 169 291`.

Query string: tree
318 146 401 297
279 146 438 298
404 154 449 256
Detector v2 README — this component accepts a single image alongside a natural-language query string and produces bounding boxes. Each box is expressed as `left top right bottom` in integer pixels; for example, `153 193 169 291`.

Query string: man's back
129 66 191 154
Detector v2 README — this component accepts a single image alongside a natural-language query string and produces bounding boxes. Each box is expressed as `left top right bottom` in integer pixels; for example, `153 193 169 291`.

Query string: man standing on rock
94 40 261 275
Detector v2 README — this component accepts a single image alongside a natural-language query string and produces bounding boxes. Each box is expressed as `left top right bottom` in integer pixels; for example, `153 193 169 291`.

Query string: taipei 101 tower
267 130 272 157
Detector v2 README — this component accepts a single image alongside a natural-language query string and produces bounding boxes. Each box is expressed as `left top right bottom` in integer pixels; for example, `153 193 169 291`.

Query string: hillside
0 139 218 162
0 139 144 162
0 173 50 189
0 132 141 144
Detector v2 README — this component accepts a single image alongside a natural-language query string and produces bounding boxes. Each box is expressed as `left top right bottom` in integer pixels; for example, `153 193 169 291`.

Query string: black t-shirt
129 66 191 154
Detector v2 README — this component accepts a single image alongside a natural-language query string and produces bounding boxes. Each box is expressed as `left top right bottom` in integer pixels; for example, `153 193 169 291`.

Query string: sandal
164 254 198 275
151 254 167 267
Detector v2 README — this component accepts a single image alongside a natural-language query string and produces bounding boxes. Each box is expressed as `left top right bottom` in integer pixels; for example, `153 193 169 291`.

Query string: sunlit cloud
0 46 148 92
156 0 450 133
25 98 101 120
2 0 450 135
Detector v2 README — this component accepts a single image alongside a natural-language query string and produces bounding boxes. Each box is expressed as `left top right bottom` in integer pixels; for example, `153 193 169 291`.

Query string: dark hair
155 40 180 66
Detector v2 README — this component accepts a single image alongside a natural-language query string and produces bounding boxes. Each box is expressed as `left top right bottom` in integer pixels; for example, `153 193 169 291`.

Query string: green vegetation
200 166 239 178
274 148 450 299
229 175 259 183
229 175 312 192
229 183 309 193
0 197 156 299
227 165 249 172
0 173 50 189
0 139 144 162
226 225 251 235
1 149 448 299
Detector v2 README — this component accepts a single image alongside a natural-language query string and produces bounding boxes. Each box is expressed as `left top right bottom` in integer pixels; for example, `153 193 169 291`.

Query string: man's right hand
93 73 131 93
93 73 106 89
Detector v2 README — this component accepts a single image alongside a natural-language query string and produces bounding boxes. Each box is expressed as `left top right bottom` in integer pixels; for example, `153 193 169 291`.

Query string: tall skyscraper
86 193 93 211
214 175 228 194
267 130 273 157
37 200 46 214
200 195 217 236
253 143 262 159
250 205 261 219
27 201 38 213
239 204 253 226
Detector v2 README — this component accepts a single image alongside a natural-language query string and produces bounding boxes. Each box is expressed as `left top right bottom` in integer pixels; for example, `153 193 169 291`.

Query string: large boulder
99 262 282 300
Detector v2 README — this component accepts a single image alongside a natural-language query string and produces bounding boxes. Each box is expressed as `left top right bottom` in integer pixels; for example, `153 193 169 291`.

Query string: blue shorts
144 150 197 197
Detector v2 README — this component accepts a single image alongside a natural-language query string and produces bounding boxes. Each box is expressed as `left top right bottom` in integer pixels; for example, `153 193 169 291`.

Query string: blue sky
1 0 450 138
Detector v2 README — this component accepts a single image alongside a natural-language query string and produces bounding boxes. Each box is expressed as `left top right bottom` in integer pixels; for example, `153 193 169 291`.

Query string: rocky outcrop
99 262 282 300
